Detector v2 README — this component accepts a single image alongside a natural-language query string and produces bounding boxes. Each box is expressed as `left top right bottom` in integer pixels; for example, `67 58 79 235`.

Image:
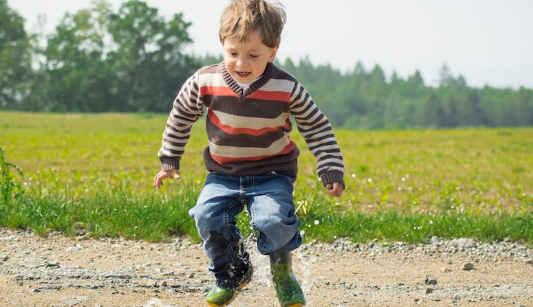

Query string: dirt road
1 228 532 307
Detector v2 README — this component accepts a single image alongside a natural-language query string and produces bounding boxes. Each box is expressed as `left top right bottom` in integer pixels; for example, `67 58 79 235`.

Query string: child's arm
155 71 203 189
289 82 345 193
153 169 180 189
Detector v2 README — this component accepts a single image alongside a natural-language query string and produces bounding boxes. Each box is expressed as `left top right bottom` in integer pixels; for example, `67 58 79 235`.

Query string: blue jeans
189 171 302 285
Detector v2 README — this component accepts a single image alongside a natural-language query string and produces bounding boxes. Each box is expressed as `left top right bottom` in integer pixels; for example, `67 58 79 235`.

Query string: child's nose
236 56 246 66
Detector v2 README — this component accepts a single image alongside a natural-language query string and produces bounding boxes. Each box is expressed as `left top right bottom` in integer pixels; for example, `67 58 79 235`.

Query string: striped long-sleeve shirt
158 62 345 187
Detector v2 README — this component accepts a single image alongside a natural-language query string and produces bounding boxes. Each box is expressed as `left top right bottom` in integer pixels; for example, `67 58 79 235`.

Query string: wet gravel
1 227 532 307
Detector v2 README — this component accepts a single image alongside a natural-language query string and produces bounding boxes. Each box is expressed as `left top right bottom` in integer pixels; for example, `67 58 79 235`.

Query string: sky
8 0 533 89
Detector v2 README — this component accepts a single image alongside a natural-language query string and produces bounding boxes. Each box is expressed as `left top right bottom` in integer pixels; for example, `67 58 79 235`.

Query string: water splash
295 250 315 306
231 237 316 306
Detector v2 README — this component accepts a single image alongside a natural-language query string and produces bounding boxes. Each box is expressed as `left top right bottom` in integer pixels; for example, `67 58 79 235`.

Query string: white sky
9 0 533 89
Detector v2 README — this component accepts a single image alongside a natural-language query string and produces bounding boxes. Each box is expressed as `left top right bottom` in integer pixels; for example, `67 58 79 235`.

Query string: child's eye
249 54 259 58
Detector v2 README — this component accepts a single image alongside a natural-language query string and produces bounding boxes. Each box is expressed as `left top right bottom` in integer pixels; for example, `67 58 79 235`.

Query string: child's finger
153 171 169 188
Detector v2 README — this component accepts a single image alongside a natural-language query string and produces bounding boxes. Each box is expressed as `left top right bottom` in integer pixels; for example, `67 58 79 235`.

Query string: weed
0 147 24 204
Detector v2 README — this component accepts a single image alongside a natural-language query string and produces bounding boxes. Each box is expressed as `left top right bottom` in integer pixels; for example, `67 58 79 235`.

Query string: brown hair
219 0 286 48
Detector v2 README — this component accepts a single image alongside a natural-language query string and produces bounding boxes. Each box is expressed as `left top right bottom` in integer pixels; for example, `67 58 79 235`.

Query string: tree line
1 0 532 129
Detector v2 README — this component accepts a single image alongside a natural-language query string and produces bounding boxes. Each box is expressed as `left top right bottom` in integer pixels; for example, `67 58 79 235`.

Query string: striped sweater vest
158 62 345 187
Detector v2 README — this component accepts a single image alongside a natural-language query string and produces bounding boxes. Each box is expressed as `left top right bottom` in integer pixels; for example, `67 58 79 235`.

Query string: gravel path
1 227 532 307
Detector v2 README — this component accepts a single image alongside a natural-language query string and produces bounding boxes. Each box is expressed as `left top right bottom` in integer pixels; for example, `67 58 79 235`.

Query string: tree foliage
1 0 532 129
280 60 533 129
0 0 33 108
17 0 198 112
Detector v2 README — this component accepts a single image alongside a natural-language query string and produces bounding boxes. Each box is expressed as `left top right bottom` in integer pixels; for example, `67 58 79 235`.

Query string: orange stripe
208 111 290 136
247 90 291 102
201 86 238 98
211 141 296 164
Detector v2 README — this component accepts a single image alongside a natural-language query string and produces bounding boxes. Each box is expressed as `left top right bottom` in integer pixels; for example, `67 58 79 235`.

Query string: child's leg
246 172 302 255
246 172 305 306
270 251 306 307
189 172 252 287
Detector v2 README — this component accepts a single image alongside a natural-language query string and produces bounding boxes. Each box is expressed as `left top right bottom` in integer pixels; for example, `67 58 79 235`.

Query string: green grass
1 111 532 243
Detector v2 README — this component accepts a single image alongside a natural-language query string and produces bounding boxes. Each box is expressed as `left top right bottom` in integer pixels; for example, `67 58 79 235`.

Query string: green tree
107 0 197 112
29 0 113 112
0 0 33 109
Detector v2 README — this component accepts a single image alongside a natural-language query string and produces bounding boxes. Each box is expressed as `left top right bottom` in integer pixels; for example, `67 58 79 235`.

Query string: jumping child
154 1 345 306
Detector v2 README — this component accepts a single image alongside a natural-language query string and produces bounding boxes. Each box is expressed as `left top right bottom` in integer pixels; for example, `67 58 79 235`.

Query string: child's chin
235 76 252 83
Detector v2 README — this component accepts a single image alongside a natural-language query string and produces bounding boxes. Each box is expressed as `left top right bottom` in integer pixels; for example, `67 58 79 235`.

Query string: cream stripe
212 109 289 129
208 135 291 158
261 79 295 92
203 73 227 87
162 139 186 149
310 144 342 155
166 118 194 132
160 147 180 156
314 151 343 160
165 132 190 142
301 129 335 140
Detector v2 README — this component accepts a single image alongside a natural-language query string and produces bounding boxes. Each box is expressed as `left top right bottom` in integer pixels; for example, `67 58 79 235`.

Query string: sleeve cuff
159 156 181 171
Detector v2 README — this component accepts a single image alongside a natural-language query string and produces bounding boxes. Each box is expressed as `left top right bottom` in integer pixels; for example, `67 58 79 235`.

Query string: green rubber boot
206 266 253 307
206 286 237 307
270 252 306 307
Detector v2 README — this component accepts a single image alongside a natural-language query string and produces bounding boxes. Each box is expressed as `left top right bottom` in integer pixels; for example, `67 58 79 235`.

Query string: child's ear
269 46 279 62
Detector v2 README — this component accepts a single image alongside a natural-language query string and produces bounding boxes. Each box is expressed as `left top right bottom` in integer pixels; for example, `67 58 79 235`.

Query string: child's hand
153 169 180 189
326 182 343 197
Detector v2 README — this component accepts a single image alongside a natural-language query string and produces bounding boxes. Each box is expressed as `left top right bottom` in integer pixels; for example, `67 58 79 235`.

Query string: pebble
424 275 438 285
462 262 475 271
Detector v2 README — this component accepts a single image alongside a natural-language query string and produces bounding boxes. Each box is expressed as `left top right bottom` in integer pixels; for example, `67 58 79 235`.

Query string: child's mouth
236 71 251 78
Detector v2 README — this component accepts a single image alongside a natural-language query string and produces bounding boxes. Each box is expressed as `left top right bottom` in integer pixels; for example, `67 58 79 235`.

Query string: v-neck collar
222 62 275 100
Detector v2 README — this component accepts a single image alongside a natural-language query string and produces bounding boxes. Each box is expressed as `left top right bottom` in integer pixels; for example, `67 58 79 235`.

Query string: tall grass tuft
0 147 25 204
1 174 201 242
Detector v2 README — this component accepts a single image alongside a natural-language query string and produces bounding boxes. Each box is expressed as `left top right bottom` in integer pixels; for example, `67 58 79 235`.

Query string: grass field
1 111 532 244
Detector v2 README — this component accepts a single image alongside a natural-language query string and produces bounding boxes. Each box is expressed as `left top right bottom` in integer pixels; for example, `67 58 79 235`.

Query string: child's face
222 30 278 84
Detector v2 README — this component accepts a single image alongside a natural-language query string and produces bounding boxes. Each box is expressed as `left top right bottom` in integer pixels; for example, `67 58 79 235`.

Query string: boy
154 0 345 306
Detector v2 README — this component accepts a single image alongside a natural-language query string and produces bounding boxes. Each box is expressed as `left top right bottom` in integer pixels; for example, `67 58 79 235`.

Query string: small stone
425 275 438 285
425 287 434 294
430 236 442 245
44 262 60 268
450 238 476 250
463 262 475 271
